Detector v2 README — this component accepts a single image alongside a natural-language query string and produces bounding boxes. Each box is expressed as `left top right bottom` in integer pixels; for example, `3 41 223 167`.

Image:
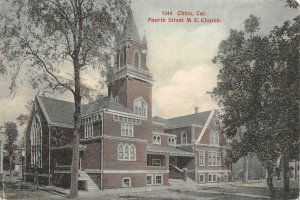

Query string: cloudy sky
0 0 298 136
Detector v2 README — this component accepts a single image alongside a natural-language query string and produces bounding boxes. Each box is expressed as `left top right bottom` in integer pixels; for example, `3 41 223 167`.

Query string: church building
24 13 229 190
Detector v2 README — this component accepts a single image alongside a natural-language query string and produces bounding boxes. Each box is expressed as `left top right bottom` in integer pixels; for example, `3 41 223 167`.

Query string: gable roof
38 96 75 126
152 110 211 129
37 96 133 127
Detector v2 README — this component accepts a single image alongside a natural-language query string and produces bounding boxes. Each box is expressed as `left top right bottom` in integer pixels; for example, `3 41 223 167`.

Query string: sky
0 0 298 138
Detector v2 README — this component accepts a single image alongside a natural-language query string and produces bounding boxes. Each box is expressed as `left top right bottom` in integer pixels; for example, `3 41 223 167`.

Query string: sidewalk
40 182 271 200
40 184 171 199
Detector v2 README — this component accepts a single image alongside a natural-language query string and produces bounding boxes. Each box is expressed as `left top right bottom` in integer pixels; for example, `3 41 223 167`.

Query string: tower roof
142 32 147 45
124 12 141 42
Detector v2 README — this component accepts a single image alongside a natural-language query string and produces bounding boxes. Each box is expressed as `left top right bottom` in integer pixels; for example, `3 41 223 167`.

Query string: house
24 13 229 190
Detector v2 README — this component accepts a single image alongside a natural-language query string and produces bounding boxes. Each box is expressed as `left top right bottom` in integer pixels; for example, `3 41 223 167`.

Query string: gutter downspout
48 125 51 186
100 112 104 190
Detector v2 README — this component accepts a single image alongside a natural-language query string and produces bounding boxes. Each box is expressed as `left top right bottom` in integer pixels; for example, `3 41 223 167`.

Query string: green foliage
284 0 299 8
4 121 18 150
244 15 260 34
16 114 29 126
0 0 130 98
212 15 299 170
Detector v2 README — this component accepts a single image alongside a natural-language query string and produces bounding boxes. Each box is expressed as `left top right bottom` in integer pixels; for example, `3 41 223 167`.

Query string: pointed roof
124 12 141 42
38 96 75 126
142 32 147 45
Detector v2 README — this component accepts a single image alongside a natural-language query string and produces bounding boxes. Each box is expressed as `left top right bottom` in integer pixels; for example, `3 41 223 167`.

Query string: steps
169 177 197 186
78 171 100 192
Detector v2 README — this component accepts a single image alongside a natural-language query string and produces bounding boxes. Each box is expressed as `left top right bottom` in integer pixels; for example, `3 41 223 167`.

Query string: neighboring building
152 108 229 184
24 13 229 190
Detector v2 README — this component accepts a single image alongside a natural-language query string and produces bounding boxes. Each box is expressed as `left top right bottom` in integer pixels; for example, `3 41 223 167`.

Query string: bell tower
107 13 153 119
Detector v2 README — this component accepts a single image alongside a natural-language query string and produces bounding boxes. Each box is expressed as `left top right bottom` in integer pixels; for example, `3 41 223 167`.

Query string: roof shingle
152 110 211 129
38 96 133 127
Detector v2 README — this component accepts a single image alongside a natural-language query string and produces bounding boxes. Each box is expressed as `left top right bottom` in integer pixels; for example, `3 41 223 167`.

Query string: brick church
24 13 229 190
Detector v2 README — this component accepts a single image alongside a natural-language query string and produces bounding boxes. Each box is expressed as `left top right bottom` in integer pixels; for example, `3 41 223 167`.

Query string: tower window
134 51 140 68
119 51 124 68
134 97 147 117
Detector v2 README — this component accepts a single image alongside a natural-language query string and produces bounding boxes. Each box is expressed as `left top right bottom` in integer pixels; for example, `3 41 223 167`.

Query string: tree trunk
295 161 298 180
266 167 276 199
282 153 290 196
69 63 82 199
242 156 248 183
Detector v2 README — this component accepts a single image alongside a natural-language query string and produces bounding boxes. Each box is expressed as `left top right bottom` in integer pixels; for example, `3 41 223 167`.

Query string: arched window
124 144 129 159
153 134 161 145
181 132 187 144
114 95 119 102
134 51 140 68
118 144 124 160
168 137 176 146
30 114 42 167
210 131 214 144
119 51 124 68
118 143 136 161
134 97 147 117
214 131 219 146
129 144 136 160
210 131 219 145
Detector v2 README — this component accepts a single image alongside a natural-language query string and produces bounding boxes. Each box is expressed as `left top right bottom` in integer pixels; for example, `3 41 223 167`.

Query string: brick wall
102 138 147 170
165 127 192 144
81 140 101 170
102 173 146 189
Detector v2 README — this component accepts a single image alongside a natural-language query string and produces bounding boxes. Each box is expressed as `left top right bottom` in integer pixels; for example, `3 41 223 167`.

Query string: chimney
195 107 199 114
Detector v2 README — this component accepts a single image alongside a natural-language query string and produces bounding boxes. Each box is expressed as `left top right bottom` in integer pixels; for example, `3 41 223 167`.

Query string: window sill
118 159 136 162
81 136 101 141
121 135 134 138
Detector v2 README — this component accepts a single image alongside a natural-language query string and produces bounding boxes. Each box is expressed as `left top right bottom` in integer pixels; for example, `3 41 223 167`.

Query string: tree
267 15 300 196
3 121 18 151
3 122 18 174
0 0 130 198
212 14 299 198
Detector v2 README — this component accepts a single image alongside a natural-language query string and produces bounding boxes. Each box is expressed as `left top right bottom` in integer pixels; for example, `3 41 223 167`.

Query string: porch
146 145 195 182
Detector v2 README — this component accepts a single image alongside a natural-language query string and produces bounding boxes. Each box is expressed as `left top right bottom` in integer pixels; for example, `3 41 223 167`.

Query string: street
0 172 299 200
